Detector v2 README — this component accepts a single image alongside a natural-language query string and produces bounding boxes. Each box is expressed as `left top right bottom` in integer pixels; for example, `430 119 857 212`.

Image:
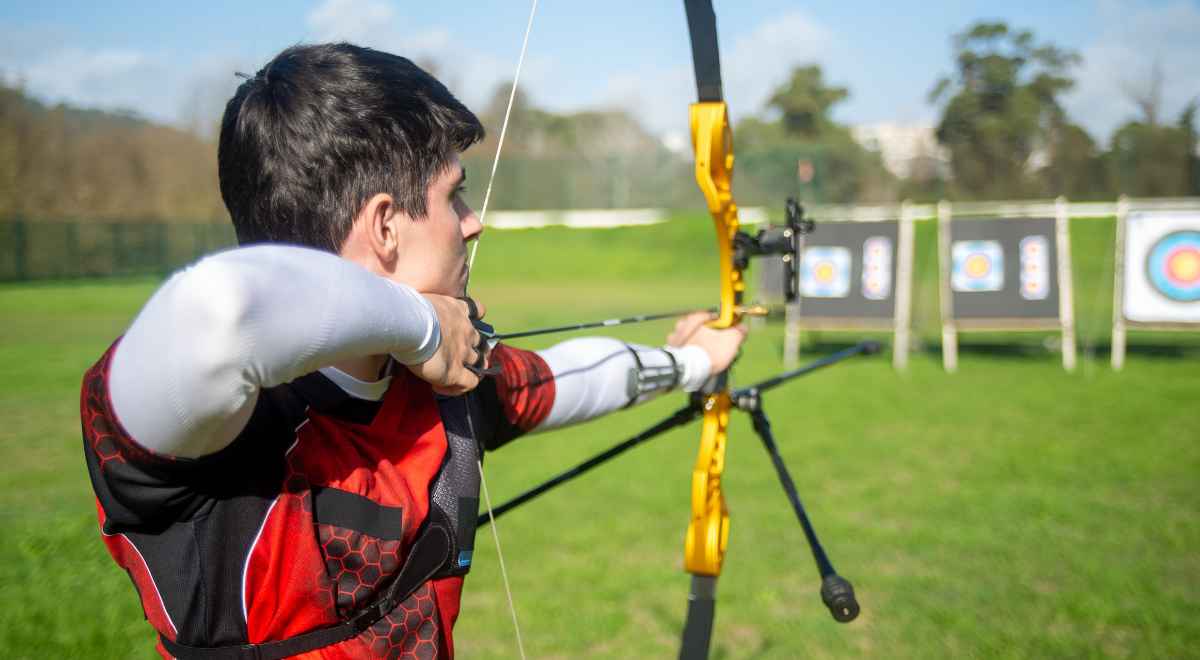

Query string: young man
81 43 745 659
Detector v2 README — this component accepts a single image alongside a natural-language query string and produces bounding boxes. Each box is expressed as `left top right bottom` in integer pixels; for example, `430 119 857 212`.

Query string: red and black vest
82 343 555 659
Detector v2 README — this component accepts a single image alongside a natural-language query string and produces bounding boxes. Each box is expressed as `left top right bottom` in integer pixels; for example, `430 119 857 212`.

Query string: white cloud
0 1 554 130
726 11 836 119
596 66 692 137
305 0 398 44
0 4 836 143
1065 0 1200 143
25 48 147 97
0 21 252 127
4 44 178 120
301 0 555 114
593 10 837 138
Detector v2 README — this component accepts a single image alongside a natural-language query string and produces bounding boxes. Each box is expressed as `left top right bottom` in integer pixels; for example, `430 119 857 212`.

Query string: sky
1 0 1198 147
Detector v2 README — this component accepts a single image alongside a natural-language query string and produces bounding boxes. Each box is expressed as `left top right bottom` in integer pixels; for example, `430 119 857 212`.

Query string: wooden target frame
937 198 1077 372
778 202 916 370
1110 196 1200 370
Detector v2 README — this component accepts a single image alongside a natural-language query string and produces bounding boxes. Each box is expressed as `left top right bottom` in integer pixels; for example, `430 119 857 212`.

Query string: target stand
1111 197 1200 370
760 202 916 370
937 198 1078 372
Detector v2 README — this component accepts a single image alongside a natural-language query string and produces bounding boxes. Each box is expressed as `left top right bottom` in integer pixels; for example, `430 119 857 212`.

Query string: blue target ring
1145 230 1200 302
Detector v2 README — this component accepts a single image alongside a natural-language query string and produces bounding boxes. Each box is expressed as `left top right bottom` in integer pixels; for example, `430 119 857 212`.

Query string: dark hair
218 43 485 251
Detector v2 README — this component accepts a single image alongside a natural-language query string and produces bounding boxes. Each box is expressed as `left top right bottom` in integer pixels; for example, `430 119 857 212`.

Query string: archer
79 43 747 659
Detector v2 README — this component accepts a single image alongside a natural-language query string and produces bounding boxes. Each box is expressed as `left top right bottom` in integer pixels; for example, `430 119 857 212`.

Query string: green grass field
1 216 1197 658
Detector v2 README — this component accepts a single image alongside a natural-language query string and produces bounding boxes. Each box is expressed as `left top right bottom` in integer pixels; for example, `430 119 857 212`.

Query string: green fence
0 220 236 282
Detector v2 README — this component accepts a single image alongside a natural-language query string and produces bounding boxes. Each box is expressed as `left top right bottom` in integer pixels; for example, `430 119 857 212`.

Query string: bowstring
477 461 526 659
466 0 539 274
471 1 539 658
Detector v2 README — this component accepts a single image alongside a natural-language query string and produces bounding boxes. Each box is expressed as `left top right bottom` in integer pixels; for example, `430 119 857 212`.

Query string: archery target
793 220 898 319
800 246 851 298
1147 232 1200 302
1124 212 1200 322
1019 236 1050 300
861 236 893 300
951 240 1004 292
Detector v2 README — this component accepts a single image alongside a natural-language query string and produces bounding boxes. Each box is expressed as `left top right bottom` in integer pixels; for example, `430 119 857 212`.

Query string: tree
1108 100 1199 197
0 82 224 222
464 81 692 209
1119 59 1165 127
737 65 893 205
929 22 1081 199
765 65 849 138
1037 122 1111 200
1184 100 1200 196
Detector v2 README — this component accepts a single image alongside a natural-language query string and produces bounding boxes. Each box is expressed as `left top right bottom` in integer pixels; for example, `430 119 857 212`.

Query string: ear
345 193 407 273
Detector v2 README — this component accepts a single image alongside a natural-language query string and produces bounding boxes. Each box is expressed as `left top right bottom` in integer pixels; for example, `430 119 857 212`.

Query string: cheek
438 204 464 243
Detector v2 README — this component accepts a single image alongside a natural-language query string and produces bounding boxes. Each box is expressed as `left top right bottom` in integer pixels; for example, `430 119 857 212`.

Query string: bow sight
733 197 815 303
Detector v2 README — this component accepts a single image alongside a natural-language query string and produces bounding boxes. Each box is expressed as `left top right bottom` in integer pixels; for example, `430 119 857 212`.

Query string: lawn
0 215 1197 658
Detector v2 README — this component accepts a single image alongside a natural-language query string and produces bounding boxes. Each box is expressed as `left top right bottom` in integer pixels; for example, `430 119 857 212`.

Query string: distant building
851 122 950 181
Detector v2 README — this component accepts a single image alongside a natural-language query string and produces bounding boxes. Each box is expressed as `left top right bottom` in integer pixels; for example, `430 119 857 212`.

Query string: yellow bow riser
689 101 744 328
684 100 741 577
685 390 731 575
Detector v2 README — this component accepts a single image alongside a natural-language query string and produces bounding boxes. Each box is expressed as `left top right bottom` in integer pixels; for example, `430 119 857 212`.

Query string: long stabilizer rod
478 343 882 527
732 341 881 402
477 403 701 526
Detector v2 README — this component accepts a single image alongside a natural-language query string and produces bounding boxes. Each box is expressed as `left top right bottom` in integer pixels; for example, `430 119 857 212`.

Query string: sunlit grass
0 216 1196 658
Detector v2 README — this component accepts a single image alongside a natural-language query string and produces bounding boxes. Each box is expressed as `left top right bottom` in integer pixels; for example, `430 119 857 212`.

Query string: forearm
532 336 711 432
108 245 439 458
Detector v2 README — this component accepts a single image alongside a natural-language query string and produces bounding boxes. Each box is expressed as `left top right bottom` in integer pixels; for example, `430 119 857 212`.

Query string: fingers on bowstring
457 296 487 320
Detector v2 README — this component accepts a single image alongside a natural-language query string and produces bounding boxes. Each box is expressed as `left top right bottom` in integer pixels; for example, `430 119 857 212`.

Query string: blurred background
0 1 1197 658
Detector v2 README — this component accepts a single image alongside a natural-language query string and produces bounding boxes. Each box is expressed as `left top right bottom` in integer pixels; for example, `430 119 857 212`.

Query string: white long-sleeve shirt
109 245 711 459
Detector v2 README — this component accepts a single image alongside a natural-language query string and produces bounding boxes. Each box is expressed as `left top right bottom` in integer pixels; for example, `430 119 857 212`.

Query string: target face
800 246 851 298
1123 211 1200 323
1145 231 1200 302
861 236 893 300
951 240 1004 292
1019 236 1050 300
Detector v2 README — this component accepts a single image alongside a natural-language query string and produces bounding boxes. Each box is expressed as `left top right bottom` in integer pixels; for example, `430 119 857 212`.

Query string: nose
457 197 483 242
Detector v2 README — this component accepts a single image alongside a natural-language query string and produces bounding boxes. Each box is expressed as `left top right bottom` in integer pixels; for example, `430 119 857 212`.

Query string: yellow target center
815 262 835 282
1167 249 1200 282
965 254 991 278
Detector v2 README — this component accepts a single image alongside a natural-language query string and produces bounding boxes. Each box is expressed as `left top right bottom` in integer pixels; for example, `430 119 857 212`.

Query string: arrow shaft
495 307 713 341
496 305 769 342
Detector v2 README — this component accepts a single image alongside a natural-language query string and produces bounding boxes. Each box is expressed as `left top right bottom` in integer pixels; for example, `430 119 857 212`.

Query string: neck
332 354 390 382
